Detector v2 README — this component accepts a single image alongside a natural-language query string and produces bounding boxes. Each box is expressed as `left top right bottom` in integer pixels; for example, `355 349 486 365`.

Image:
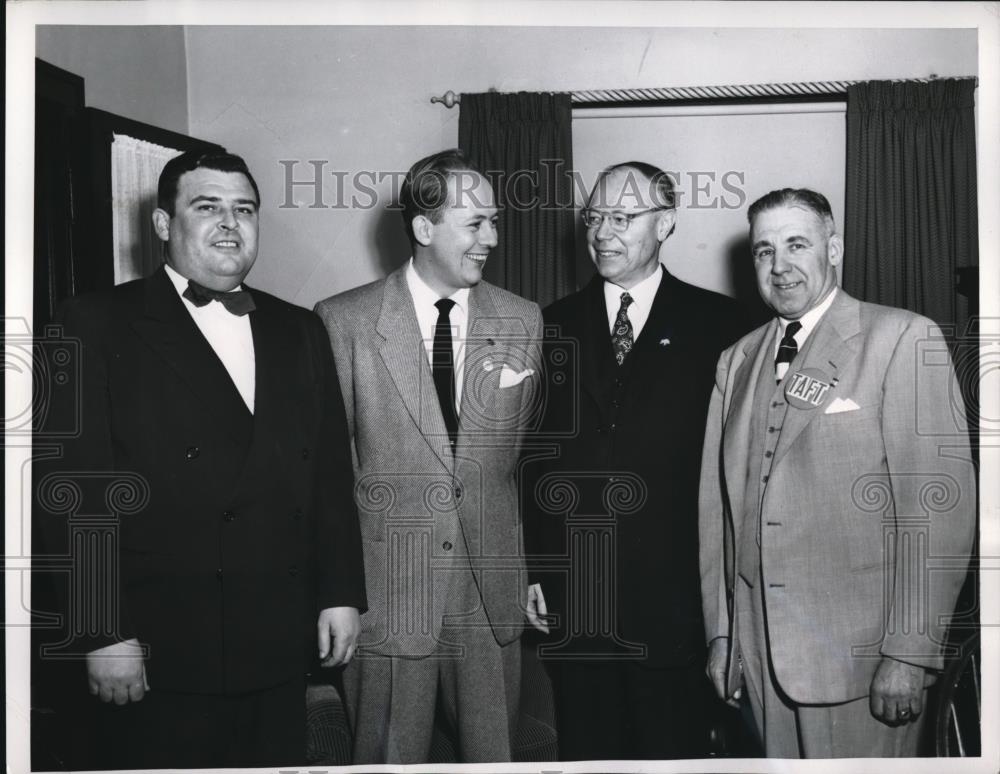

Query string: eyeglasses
580 207 669 232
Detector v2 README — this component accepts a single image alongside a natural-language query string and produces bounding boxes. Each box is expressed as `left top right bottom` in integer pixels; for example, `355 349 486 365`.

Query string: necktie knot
183 279 255 316
619 292 634 310
782 320 803 343
435 298 456 319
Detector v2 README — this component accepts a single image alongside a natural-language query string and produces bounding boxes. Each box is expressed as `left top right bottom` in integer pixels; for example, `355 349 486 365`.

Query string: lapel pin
659 338 671 347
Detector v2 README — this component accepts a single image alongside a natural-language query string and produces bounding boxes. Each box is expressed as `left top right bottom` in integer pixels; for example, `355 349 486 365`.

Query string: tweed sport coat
315 267 543 657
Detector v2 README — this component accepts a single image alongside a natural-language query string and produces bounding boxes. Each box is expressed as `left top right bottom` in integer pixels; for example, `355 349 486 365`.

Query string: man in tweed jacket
315 149 546 763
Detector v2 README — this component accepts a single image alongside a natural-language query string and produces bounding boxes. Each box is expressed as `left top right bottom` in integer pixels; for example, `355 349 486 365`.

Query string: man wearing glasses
526 162 747 759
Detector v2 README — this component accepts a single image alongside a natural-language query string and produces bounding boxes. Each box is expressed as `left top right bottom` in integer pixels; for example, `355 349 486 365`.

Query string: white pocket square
824 397 861 414
499 366 535 388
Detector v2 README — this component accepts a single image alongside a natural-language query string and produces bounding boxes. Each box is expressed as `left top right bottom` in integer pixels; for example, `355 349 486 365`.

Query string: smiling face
412 171 498 296
586 167 676 289
750 204 842 319
152 167 259 291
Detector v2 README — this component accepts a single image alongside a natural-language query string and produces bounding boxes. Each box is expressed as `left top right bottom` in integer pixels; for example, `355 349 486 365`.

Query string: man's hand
87 638 148 705
318 606 361 667
870 657 925 726
526 583 550 634
706 636 740 707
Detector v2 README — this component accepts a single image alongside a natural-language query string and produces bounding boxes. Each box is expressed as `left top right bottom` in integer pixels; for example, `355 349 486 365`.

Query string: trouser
551 658 714 760
736 574 924 757
85 677 306 769
343 577 521 764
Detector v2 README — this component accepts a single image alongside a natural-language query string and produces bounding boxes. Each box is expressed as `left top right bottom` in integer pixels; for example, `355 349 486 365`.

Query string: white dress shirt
604 263 664 339
165 263 256 412
405 258 469 413
773 287 838 380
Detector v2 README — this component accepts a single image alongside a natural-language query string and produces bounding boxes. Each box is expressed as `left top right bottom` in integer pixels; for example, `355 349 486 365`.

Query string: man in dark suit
35 150 366 769
525 161 747 759
315 149 545 763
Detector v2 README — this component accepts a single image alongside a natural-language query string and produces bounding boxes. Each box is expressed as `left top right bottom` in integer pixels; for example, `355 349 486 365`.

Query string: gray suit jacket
315 267 543 657
699 290 975 703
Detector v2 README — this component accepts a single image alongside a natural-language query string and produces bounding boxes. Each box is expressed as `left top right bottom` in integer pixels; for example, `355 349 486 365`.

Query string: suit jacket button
288 565 299 577
293 508 303 520
223 510 235 522
764 451 773 458
301 448 310 459
185 446 200 460
762 475 769 483
442 541 453 551
215 569 224 581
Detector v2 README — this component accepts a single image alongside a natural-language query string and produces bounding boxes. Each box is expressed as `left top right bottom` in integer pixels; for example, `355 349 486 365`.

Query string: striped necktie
775 321 802 383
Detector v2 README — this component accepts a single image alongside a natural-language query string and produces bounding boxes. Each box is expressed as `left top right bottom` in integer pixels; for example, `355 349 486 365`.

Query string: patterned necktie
183 279 256 316
775 321 803 383
611 292 635 366
432 298 459 451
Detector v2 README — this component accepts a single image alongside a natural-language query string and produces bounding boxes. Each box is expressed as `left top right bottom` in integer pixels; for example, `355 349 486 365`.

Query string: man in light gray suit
699 188 975 757
315 149 546 763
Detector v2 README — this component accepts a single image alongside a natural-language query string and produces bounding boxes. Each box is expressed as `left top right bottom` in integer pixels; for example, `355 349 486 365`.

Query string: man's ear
412 215 434 247
152 209 171 242
828 233 844 267
656 208 677 241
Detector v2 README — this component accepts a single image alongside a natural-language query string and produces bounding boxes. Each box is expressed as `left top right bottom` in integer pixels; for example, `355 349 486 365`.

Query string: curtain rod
430 76 977 108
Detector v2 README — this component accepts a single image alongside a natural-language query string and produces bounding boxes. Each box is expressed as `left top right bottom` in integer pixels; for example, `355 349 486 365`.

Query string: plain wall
185 26 977 308
34 25 979 308
36 25 189 134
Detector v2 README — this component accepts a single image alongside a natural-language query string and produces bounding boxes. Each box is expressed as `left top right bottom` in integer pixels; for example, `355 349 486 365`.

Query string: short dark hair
747 188 835 234
591 161 676 210
157 150 261 215
399 149 485 246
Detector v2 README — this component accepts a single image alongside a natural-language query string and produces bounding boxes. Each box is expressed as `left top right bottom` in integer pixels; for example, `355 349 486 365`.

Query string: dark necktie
775 320 803 382
183 279 256 316
432 298 459 451
611 292 635 366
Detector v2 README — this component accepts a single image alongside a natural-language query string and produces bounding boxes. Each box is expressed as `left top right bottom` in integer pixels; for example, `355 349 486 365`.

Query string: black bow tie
183 279 256 316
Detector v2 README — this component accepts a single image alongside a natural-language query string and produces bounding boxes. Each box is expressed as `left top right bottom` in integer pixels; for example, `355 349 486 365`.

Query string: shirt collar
779 286 838 340
406 257 470 314
603 263 663 314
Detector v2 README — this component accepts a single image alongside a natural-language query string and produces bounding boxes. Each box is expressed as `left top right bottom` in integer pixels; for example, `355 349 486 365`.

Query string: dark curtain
844 78 978 336
458 91 576 307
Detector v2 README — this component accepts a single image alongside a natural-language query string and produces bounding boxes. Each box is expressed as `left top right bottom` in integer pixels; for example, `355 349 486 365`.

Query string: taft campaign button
784 368 834 410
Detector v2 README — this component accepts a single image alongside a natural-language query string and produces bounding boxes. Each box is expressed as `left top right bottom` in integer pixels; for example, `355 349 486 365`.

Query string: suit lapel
244 291 298 477
459 282 519 442
723 322 775 529
580 276 615 405
630 267 677 357
772 291 862 465
375 268 454 471
129 267 253 445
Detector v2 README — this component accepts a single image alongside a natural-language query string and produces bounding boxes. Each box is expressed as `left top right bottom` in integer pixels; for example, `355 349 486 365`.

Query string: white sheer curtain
111 134 183 284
